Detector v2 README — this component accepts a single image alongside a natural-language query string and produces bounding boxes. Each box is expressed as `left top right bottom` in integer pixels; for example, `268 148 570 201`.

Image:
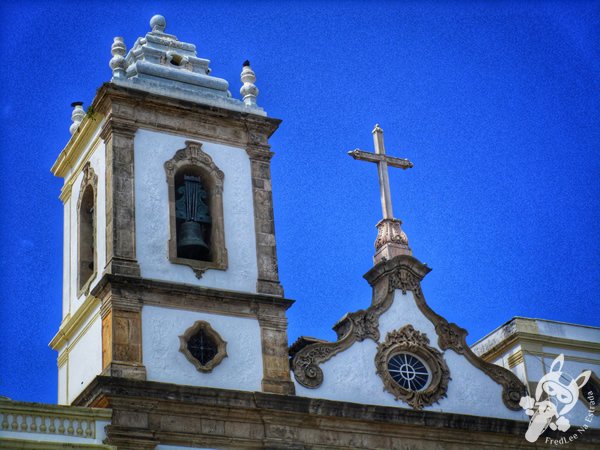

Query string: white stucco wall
65 312 102 404
57 364 67 405
67 139 106 316
294 290 525 421
62 200 70 320
142 306 263 391
134 129 258 293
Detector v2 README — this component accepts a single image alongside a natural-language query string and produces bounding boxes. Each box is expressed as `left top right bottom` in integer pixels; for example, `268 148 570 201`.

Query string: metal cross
348 124 413 220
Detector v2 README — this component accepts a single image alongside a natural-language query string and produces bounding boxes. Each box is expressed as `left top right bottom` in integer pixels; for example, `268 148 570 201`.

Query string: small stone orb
150 15 166 32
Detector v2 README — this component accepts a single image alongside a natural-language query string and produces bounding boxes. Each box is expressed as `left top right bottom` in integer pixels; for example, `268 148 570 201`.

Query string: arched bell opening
174 165 213 262
78 184 96 292
164 141 228 276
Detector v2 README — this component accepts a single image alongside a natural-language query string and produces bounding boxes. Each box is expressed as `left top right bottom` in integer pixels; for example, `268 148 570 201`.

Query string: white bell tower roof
109 14 266 116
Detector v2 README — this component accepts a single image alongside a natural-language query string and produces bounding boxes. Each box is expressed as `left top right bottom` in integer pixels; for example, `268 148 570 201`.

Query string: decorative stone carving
376 255 526 411
109 37 127 79
179 320 227 373
374 218 410 260
240 60 259 106
292 254 527 411
150 14 166 33
69 102 85 135
107 15 266 115
291 291 396 389
375 325 450 409
164 141 228 275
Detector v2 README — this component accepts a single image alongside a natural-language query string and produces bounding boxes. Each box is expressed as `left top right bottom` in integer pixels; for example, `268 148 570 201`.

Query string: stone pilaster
247 145 284 296
96 276 146 380
101 118 140 277
257 304 295 395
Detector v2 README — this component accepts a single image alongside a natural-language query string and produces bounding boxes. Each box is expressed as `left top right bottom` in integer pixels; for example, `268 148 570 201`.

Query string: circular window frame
387 351 431 392
179 321 227 373
375 325 450 409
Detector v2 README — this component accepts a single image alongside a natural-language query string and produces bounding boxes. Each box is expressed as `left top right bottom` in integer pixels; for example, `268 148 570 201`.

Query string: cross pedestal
348 124 413 264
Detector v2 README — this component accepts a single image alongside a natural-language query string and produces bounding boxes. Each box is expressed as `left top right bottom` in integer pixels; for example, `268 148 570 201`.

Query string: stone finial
150 14 166 33
69 102 85 135
109 37 127 79
240 60 259 107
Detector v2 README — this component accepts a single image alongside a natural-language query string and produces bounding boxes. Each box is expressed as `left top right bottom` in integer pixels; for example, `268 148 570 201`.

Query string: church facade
1 15 598 450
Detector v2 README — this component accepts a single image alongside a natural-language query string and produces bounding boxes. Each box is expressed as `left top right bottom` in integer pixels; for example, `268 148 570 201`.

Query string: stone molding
93 83 280 150
91 274 293 318
291 254 527 411
76 162 98 297
74 376 600 449
179 320 227 373
164 140 227 277
52 111 107 179
58 133 104 204
375 325 450 409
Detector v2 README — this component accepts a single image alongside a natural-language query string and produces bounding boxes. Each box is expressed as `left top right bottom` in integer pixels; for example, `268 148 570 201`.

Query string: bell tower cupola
50 15 294 406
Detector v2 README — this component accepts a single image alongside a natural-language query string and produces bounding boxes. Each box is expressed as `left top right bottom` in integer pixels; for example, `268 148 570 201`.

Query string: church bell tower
50 15 294 407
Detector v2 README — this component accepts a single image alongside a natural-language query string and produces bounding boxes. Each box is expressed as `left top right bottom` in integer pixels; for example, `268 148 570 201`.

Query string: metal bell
178 221 209 259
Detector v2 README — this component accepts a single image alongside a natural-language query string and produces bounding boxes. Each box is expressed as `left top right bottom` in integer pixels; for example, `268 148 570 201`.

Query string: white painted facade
134 129 258 293
142 305 263 391
55 307 103 405
294 289 525 421
54 124 107 406
62 124 107 319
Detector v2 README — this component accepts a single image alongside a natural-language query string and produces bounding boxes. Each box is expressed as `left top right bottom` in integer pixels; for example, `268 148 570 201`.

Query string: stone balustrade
0 398 111 441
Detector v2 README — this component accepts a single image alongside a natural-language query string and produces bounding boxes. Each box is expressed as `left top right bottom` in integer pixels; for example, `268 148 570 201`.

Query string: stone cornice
363 254 431 287
49 294 100 350
477 332 600 363
52 81 282 181
92 82 281 143
72 376 600 447
90 274 294 314
51 113 106 179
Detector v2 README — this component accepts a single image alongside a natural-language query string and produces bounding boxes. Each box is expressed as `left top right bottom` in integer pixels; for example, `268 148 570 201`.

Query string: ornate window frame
77 162 98 297
164 140 227 278
179 320 227 373
375 324 450 410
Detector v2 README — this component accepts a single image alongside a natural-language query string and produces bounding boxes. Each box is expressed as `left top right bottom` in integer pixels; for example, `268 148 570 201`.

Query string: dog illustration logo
520 354 591 443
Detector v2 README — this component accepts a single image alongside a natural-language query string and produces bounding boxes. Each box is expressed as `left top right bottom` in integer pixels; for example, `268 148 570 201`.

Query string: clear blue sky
1 1 598 404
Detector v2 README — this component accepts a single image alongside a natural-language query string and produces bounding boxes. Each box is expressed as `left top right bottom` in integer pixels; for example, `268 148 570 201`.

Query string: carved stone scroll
291 254 527 411
381 256 527 411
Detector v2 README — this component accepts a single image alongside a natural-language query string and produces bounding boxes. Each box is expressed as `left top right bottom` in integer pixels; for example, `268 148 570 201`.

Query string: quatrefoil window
179 321 227 373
